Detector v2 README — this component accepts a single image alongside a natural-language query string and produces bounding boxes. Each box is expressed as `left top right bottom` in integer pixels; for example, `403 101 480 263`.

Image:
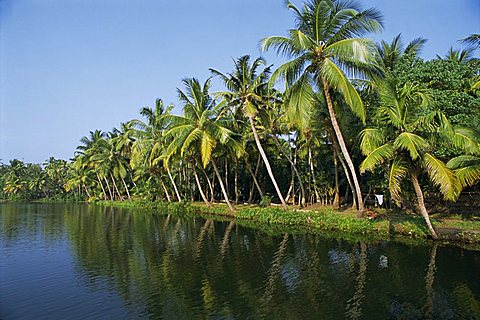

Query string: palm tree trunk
166 165 182 202
103 176 114 200
323 79 364 211
234 158 239 204
83 185 91 199
200 166 215 203
246 158 264 202
248 155 263 203
272 135 306 207
159 177 171 202
309 147 321 203
224 159 230 198
333 144 340 209
111 174 123 201
121 177 131 200
335 140 357 209
193 164 211 207
96 173 108 200
211 159 235 212
248 114 287 209
410 172 438 239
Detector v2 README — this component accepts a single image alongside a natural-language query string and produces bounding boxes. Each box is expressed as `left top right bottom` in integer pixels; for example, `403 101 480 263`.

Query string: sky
1 0 479 164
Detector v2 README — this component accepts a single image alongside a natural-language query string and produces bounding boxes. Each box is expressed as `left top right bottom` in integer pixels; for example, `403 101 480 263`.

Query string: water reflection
1 203 480 319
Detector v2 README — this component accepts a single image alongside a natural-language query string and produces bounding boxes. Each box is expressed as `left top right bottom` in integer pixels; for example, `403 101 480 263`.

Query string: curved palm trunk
333 144 340 208
336 140 357 209
247 155 263 203
234 158 239 204
121 177 131 200
323 80 364 211
96 173 108 200
103 176 114 200
211 159 236 212
411 172 438 239
111 174 123 200
309 147 321 203
166 165 182 202
83 185 91 199
248 114 287 209
272 135 306 207
193 164 211 207
199 166 215 202
159 177 171 202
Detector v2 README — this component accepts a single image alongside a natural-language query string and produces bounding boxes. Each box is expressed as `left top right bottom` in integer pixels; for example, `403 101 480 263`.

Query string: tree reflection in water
1 203 480 319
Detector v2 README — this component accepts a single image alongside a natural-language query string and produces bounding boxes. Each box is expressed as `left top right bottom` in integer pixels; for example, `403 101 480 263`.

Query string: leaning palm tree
164 78 237 212
211 55 288 209
261 0 383 211
359 77 476 238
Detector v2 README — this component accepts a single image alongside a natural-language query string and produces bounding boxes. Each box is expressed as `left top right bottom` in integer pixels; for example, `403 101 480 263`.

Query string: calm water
1 203 479 319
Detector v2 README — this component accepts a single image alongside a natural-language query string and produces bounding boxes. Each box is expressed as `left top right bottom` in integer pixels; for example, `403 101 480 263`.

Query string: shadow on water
1 203 480 319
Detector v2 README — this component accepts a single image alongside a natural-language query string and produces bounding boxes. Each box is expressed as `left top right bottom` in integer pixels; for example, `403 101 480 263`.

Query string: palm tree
261 0 383 211
164 78 237 212
460 33 480 48
130 99 182 202
376 34 427 72
211 55 288 209
447 149 480 190
359 77 476 238
437 47 476 62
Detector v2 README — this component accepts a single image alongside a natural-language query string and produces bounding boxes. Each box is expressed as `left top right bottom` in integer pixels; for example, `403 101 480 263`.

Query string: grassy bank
95 200 480 245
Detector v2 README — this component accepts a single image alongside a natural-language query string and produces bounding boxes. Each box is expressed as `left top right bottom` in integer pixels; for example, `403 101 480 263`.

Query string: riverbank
95 200 480 245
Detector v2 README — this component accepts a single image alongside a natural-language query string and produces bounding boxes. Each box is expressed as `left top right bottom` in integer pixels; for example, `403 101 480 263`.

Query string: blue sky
1 0 479 163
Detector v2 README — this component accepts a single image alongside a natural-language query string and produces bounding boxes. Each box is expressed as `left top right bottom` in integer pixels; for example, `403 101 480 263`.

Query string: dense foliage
1 0 479 237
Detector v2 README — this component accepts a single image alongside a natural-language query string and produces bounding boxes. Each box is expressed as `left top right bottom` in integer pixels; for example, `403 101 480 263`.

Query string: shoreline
92 200 480 248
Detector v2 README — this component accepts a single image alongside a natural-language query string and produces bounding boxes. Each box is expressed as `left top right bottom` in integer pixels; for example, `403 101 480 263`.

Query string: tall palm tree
165 78 237 211
211 55 288 209
261 0 383 211
130 99 182 202
359 77 476 238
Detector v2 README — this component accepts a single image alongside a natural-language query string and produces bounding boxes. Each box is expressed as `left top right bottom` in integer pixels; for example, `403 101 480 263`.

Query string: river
1 203 479 319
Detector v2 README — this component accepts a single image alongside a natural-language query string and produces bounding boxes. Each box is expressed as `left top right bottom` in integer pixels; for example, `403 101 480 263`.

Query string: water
1 203 479 319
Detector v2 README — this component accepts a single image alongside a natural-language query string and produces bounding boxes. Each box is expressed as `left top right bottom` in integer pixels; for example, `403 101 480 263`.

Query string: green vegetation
1 0 479 240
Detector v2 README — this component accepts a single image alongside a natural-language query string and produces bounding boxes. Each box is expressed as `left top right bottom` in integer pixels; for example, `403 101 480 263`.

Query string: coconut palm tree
437 47 476 62
164 78 237 211
130 99 182 202
376 34 427 72
211 55 288 209
261 0 383 211
359 77 477 238
460 33 480 48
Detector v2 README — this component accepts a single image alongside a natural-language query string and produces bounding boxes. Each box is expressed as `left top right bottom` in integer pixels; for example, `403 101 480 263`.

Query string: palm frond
359 128 386 155
389 157 408 203
450 128 480 155
393 132 428 160
200 134 216 168
447 155 480 188
423 153 458 201
360 143 394 173
321 58 366 122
